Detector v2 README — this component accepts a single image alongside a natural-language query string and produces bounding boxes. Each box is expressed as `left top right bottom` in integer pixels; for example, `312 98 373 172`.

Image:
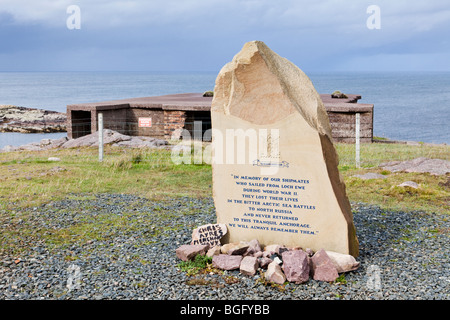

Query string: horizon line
1 70 450 73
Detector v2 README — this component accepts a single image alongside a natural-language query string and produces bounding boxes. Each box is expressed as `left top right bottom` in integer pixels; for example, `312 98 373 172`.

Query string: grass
0 141 448 261
335 142 449 168
0 146 212 210
178 254 213 276
0 142 448 215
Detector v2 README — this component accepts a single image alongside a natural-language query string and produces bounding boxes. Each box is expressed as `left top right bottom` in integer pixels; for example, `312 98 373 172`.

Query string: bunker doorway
71 110 91 139
184 111 212 141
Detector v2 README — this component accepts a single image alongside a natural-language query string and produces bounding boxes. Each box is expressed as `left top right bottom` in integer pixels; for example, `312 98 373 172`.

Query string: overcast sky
1 0 449 72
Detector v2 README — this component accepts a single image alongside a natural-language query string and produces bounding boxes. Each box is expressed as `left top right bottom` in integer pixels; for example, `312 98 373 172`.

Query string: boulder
352 173 387 180
281 250 310 284
41 136 68 149
61 129 131 148
311 249 339 282
253 251 263 258
272 256 283 265
397 181 419 189
246 239 262 256
221 242 249 255
175 244 209 262
258 257 272 269
240 256 259 276
305 248 314 257
265 261 286 285
228 244 249 256
380 157 450 176
263 244 280 254
206 246 221 258
325 251 360 273
113 136 168 148
220 242 239 254
212 254 243 270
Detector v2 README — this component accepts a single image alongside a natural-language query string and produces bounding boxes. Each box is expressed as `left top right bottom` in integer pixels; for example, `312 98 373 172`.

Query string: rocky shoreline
0 105 66 133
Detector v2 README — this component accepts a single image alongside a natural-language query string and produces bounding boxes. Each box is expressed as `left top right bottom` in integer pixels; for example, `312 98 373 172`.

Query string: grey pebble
0 194 448 300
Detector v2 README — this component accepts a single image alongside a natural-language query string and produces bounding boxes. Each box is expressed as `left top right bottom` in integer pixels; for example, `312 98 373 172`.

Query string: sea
0 71 449 149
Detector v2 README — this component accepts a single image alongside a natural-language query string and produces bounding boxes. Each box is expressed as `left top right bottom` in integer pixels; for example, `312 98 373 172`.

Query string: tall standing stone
210 41 359 257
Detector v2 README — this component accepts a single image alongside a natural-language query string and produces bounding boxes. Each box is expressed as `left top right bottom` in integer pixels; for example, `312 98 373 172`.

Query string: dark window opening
71 110 91 139
184 111 212 141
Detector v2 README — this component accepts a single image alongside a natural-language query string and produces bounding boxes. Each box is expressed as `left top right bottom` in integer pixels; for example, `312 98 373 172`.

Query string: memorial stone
211 41 359 256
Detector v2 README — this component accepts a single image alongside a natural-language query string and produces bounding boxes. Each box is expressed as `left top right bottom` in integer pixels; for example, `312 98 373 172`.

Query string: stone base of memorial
176 237 360 285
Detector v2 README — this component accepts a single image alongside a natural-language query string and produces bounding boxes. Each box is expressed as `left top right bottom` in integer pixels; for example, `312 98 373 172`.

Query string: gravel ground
0 193 448 300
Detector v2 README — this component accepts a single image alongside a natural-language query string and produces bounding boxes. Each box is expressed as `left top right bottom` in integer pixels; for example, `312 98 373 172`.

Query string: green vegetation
0 146 211 210
0 142 448 215
255 270 287 291
331 90 348 98
0 140 448 266
334 274 347 285
335 142 449 214
178 254 213 276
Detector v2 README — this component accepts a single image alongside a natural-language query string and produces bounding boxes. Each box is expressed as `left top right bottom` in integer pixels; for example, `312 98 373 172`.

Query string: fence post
98 112 103 162
355 112 360 168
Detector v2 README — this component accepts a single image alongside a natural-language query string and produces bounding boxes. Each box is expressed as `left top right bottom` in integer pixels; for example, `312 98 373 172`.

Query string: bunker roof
67 92 372 113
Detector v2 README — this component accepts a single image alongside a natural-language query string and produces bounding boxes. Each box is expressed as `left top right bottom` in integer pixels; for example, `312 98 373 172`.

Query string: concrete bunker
66 92 373 143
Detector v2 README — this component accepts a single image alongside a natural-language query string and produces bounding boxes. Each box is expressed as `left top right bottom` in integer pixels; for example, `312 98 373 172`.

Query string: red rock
246 239 262 255
325 251 360 273
175 244 209 262
263 244 280 254
253 251 263 258
220 242 238 254
212 254 243 270
220 242 248 255
281 249 310 284
265 261 286 285
228 245 249 256
311 249 339 282
206 246 221 257
258 257 272 269
240 256 259 276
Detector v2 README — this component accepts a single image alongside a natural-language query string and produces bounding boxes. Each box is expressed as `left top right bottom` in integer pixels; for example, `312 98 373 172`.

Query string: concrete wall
164 110 186 139
327 110 373 143
325 103 374 143
127 108 166 138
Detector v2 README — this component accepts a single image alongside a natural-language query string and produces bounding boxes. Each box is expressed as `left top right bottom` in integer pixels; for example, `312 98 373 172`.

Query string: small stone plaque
191 223 228 246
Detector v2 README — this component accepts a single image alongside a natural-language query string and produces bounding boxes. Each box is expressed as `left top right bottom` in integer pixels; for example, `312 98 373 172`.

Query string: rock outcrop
0 105 66 133
380 157 450 176
0 129 169 153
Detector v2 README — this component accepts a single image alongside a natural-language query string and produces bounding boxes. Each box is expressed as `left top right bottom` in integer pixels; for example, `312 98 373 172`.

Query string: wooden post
355 112 360 168
98 112 103 162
